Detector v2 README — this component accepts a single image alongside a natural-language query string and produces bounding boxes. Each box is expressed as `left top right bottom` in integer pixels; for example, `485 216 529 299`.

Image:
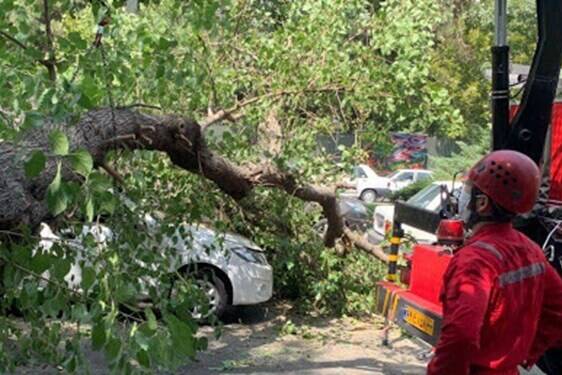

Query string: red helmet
468 150 540 214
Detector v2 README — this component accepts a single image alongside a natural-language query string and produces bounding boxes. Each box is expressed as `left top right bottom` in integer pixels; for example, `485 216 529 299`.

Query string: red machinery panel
409 244 452 306
375 244 453 346
550 103 562 202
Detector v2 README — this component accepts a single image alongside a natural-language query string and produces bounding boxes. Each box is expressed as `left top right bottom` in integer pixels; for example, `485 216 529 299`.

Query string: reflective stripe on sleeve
499 263 546 287
472 241 504 261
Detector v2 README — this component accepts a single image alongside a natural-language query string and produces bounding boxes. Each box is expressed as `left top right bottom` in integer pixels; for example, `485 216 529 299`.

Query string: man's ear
475 195 493 215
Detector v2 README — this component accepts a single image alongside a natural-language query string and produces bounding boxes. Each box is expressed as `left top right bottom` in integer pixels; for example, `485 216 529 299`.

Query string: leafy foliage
389 178 434 202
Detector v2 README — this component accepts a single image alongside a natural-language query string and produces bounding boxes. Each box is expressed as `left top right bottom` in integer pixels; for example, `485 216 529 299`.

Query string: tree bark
0 108 386 261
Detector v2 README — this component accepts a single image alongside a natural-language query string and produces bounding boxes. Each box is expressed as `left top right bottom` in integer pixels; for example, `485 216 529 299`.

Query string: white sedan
351 164 433 203
38 219 273 319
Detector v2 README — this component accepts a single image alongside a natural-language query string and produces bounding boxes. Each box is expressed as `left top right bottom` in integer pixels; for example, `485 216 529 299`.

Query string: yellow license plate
404 306 434 336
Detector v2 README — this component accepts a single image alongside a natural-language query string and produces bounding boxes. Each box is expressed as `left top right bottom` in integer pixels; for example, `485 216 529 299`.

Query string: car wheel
360 189 377 204
172 269 228 320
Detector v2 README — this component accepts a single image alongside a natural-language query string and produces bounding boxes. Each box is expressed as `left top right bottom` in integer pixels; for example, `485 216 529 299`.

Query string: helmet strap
465 188 480 229
466 187 515 229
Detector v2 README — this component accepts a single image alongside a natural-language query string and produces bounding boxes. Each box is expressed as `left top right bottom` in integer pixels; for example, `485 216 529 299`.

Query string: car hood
180 224 264 252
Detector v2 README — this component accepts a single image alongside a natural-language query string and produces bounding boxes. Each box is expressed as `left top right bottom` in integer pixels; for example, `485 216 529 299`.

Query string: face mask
458 186 472 224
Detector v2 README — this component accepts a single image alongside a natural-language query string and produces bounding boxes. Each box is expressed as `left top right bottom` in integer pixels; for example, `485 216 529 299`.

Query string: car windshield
407 184 442 209
387 171 401 180
352 167 368 179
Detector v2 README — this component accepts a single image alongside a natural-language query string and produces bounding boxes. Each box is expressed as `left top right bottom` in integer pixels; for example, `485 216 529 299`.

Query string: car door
391 171 415 190
351 166 369 184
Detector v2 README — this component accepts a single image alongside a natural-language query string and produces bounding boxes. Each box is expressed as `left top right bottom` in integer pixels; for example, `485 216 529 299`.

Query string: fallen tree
0 107 388 262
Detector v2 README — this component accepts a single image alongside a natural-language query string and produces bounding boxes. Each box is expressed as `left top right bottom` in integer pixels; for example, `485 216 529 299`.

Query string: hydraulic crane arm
500 0 562 164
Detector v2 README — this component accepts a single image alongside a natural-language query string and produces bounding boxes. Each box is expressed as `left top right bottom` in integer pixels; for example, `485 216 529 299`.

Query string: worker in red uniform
427 150 562 375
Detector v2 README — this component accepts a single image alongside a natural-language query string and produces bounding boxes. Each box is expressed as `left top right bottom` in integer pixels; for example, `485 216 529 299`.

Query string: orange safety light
436 219 465 245
384 220 392 235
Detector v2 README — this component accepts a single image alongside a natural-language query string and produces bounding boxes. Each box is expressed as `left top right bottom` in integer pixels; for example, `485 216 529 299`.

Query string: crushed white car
38 217 273 319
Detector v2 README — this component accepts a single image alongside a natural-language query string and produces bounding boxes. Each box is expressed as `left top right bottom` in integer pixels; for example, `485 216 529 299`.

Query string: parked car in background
314 198 371 235
348 164 381 185
339 164 380 199
368 181 461 244
356 167 433 203
38 218 273 319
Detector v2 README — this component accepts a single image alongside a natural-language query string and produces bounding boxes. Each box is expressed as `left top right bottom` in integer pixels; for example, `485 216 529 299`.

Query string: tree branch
335 182 355 190
201 85 348 129
0 107 388 262
343 227 388 263
101 162 125 185
42 0 57 81
0 30 53 71
0 30 28 50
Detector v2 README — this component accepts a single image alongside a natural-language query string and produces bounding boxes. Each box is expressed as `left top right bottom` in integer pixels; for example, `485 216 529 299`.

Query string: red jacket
427 223 562 375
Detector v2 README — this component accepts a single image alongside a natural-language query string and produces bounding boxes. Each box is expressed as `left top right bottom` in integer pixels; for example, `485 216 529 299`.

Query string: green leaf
85 196 94 222
13 245 32 268
78 75 100 109
68 31 87 49
24 150 46 178
31 253 52 274
92 322 106 350
164 314 195 358
99 192 118 215
146 308 158 331
63 356 77 373
81 266 96 291
46 162 67 215
105 337 121 362
116 282 136 303
89 172 112 193
136 349 150 368
2 265 16 288
71 304 89 322
53 258 71 281
43 292 65 317
24 47 44 61
49 130 69 156
68 149 93 177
